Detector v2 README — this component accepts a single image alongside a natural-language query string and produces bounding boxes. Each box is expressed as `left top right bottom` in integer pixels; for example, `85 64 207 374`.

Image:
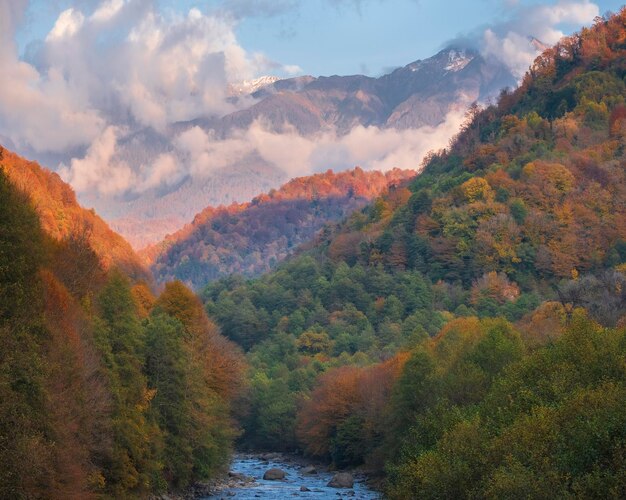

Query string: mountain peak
443 48 474 72
228 76 282 96
401 46 477 74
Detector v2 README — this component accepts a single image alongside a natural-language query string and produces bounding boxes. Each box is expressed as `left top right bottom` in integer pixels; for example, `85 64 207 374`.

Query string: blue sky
16 0 625 77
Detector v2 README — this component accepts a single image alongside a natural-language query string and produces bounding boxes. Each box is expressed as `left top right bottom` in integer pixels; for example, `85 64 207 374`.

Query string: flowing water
204 454 382 499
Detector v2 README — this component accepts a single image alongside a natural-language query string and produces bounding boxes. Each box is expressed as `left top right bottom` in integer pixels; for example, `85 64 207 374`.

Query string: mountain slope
211 47 516 136
0 146 149 281
202 10 626 488
144 167 415 289
0 164 245 497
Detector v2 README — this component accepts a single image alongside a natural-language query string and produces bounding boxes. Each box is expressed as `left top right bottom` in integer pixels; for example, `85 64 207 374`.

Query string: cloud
0 0 301 156
47 7 85 40
58 126 134 195
2 0 600 206
90 0 125 22
139 153 179 191
0 0 28 56
166 108 465 183
60 103 463 197
477 0 599 78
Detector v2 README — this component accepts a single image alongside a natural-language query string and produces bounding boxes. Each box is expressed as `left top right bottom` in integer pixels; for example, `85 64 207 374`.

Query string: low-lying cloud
176 108 467 179
60 108 466 195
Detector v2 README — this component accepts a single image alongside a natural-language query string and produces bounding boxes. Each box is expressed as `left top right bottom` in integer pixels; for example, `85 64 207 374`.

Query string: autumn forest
1 7 626 500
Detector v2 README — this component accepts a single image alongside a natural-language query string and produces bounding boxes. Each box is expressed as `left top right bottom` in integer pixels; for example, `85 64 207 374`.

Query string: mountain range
2 9 626 499
100 46 518 248
215 47 515 134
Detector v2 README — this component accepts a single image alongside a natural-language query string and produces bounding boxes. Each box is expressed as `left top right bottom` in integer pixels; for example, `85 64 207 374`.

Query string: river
204 454 382 499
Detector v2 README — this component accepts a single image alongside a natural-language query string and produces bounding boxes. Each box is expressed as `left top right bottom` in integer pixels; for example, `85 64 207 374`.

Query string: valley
0 4 625 500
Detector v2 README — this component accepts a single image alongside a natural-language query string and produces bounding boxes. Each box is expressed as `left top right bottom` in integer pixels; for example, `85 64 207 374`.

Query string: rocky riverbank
196 452 382 499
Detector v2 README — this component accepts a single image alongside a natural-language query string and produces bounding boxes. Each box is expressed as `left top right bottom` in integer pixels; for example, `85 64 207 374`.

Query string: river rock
300 485 311 491
301 465 317 475
327 472 354 488
263 468 286 480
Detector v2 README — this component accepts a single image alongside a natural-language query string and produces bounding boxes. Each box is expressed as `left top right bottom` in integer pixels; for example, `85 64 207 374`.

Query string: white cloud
283 64 304 75
90 0 126 23
0 0 301 156
168 108 466 182
139 153 179 191
46 8 85 41
482 29 537 79
480 0 600 78
58 126 134 195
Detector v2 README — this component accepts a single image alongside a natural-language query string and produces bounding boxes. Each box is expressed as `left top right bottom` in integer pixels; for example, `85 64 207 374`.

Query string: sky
1 0 623 205
15 0 624 77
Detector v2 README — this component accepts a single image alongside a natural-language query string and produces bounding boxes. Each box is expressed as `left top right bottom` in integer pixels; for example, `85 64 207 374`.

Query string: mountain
228 76 282 96
202 10 626 496
201 47 516 136
91 46 518 247
0 146 149 282
107 159 286 249
143 167 416 289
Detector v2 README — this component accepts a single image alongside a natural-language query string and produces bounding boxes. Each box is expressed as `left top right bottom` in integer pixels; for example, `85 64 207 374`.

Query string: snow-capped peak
228 76 281 96
444 49 473 72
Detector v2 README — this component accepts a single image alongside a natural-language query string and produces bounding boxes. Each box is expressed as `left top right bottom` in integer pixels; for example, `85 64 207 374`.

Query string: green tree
94 272 160 496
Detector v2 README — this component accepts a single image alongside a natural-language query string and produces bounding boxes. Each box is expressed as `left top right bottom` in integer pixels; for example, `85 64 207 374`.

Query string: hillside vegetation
0 158 245 498
144 167 414 289
0 147 149 282
203 10 626 497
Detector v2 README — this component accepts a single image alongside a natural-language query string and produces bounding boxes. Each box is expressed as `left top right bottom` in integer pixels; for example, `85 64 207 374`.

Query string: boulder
301 465 317 475
300 486 311 492
327 472 354 488
263 468 286 480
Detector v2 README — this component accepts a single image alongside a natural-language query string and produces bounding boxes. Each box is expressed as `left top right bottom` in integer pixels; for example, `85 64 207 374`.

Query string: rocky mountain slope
215 47 515 135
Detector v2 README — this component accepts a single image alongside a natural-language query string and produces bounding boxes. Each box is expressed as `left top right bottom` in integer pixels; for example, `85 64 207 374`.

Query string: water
204 454 382 499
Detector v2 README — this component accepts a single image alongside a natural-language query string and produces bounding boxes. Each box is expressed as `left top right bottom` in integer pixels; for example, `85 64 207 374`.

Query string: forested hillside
0 160 245 498
203 10 626 497
144 167 414 289
0 147 149 282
